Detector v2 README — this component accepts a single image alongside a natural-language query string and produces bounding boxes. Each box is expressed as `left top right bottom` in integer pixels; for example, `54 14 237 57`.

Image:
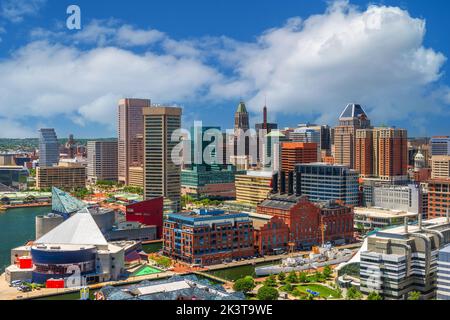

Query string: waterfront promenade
0 270 177 300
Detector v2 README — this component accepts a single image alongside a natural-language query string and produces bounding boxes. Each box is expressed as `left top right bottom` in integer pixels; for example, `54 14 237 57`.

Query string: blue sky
0 0 450 138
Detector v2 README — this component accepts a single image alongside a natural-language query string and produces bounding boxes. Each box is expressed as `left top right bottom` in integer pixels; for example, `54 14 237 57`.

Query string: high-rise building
355 129 374 177
255 105 278 164
38 128 59 168
36 163 86 190
281 142 318 177
234 101 249 132
373 127 408 179
288 128 321 161
437 244 450 300
360 217 450 300
117 98 151 185
428 179 450 219
431 136 450 156
143 106 182 212
333 104 371 169
355 127 408 179
235 170 273 207
294 163 359 205
431 156 450 179
87 140 118 183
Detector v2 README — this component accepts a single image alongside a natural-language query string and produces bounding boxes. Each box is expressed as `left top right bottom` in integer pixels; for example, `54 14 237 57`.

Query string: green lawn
293 284 341 299
132 265 162 277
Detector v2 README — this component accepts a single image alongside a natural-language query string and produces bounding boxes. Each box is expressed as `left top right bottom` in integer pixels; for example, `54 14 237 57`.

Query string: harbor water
0 206 50 272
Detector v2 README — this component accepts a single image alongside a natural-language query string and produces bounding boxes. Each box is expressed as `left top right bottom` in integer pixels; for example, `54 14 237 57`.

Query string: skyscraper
234 101 249 132
255 105 278 164
143 106 182 212
373 127 408 179
117 98 151 185
431 136 450 156
87 140 118 183
334 104 371 169
38 128 59 168
356 127 408 179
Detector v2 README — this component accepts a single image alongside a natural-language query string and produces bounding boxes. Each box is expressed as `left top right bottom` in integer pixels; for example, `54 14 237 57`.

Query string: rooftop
35 208 108 247
354 207 418 219
51 187 87 215
339 103 368 120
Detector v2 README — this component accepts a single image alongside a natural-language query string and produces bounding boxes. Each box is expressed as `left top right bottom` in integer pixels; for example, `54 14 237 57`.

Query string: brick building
250 213 290 256
257 194 354 249
163 209 254 265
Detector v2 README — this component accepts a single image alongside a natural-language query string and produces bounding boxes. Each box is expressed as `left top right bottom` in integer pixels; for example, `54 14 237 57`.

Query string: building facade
431 156 450 179
38 128 59 168
235 170 273 207
0 166 28 191
87 140 118 183
333 104 371 169
181 164 238 199
36 164 86 190
281 142 318 176
431 136 450 156
295 163 359 205
117 98 151 185
143 106 182 212
428 179 450 219
360 217 450 300
163 209 255 265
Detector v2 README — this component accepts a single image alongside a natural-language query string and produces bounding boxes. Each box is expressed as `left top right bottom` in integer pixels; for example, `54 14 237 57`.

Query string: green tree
298 272 308 283
367 291 383 300
286 271 299 283
233 276 256 294
280 283 293 293
264 274 277 287
408 291 421 300
277 272 286 283
346 286 363 300
257 286 279 301
323 265 332 278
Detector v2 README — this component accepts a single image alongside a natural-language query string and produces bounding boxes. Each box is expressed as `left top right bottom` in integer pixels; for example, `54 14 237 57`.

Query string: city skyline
1 0 450 138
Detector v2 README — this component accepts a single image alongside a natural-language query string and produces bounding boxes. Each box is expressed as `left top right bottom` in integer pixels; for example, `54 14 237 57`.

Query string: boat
255 246 355 276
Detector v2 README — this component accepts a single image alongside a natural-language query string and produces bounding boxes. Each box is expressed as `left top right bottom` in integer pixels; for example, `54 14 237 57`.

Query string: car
10 280 22 287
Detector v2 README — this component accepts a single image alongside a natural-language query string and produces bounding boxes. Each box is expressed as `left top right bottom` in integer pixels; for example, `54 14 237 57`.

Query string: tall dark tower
263 105 267 130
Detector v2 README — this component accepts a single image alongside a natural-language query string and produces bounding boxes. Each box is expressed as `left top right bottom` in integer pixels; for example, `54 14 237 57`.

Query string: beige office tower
431 155 450 179
334 104 371 169
117 98 151 185
87 140 118 183
143 106 182 212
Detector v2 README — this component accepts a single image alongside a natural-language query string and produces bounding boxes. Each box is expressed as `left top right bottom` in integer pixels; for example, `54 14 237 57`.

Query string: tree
257 286 279 300
286 271 298 283
277 272 286 283
264 274 277 287
233 276 255 294
346 286 363 300
408 291 421 300
298 272 308 283
367 291 383 300
323 265 332 278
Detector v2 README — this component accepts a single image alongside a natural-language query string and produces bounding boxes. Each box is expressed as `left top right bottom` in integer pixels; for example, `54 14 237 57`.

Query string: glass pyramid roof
339 103 368 119
51 187 87 216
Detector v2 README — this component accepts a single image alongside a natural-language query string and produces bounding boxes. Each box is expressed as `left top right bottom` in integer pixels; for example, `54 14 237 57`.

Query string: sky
0 0 450 138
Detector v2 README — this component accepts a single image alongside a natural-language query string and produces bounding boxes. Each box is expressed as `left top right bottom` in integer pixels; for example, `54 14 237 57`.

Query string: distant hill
0 138 117 152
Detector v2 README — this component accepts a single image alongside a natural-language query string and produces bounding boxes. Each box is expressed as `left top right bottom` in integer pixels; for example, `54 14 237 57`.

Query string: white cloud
1 0 46 23
219 1 448 126
0 118 34 138
0 0 449 138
